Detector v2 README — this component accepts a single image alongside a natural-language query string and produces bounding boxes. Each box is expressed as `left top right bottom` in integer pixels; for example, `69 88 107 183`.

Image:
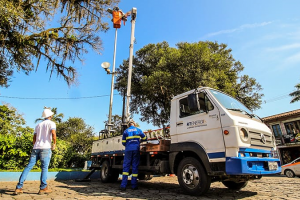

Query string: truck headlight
239 128 249 143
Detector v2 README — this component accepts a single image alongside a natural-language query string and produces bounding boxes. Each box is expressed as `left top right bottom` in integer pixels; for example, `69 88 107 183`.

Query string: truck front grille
249 131 273 148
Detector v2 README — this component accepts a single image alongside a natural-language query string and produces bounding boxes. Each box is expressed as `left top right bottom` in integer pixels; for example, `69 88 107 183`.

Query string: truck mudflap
225 148 281 175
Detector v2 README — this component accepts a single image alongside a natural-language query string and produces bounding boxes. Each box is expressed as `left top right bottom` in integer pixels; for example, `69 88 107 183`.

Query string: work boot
14 188 23 195
38 187 52 195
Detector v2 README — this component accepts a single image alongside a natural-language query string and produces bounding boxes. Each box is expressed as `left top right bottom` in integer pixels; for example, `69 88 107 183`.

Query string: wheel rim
286 170 294 178
182 164 200 189
102 165 108 178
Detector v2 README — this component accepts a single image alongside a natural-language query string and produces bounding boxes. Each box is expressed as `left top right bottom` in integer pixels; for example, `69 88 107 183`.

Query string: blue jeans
16 149 52 189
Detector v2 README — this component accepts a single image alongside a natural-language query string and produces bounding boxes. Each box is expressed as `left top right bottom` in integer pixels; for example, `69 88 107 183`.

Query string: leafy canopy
0 104 34 135
56 117 94 154
0 0 119 87
115 41 263 127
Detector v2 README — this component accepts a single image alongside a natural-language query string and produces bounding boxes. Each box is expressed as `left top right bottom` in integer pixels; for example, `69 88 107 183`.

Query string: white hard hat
42 108 54 118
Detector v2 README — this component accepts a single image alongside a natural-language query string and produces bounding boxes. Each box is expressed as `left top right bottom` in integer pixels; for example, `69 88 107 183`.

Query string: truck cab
170 87 279 175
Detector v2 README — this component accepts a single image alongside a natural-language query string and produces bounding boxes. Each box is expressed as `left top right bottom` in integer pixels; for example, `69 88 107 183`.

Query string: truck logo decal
260 133 266 144
187 120 207 129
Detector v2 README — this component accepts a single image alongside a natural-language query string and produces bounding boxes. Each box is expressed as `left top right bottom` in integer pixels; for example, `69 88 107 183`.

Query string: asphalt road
0 175 299 199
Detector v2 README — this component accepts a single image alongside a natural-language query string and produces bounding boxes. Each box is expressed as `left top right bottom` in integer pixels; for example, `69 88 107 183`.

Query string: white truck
90 87 281 196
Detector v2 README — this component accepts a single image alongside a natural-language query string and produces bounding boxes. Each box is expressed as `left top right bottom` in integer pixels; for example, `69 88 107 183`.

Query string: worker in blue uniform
120 120 147 191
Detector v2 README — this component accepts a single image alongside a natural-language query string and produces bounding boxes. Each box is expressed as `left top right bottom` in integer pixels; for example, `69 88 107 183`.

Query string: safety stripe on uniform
132 174 138 177
122 172 129 176
126 136 141 140
142 136 147 140
122 140 126 143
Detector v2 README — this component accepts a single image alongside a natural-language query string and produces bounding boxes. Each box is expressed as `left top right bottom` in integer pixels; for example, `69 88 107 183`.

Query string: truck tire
177 157 211 196
284 169 295 178
100 160 113 183
222 181 248 190
138 173 153 180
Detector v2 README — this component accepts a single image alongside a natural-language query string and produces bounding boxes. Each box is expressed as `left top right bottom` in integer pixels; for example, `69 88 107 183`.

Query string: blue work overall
120 125 147 189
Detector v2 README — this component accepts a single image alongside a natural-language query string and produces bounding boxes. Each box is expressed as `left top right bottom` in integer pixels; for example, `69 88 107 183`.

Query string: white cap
42 107 54 118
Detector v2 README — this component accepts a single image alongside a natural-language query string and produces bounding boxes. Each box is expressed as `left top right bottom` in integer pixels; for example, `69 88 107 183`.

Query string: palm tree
290 83 300 103
35 107 64 124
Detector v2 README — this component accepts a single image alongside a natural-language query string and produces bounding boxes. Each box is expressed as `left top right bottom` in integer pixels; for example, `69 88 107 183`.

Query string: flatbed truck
90 87 281 196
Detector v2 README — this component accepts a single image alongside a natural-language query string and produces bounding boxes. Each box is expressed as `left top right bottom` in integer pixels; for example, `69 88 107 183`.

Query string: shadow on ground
55 178 257 200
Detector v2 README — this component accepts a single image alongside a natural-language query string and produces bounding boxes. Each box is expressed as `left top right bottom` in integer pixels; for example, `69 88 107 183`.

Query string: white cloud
266 43 300 52
203 22 273 38
285 51 300 64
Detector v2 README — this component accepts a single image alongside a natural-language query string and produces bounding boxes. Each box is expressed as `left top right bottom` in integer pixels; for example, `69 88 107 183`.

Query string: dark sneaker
120 187 126 191
38 187 52 194
132 187 138 190
14 188 23 195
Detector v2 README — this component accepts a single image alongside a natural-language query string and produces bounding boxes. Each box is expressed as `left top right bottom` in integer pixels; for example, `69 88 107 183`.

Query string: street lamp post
101 61 116 135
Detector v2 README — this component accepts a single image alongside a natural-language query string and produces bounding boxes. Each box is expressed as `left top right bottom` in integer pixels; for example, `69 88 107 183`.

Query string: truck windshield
209 89 261 120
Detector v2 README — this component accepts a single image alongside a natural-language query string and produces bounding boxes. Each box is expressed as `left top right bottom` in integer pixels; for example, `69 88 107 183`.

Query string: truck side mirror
188 93 200 112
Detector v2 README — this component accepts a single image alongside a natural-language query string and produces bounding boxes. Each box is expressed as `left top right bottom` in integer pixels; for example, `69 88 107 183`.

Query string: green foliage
0 0 120 87
0 132 33 169
290 83 300 103
0 105 96 170
0 104 34 136
50 139 72 168
56 117 94 167
115 41 263 127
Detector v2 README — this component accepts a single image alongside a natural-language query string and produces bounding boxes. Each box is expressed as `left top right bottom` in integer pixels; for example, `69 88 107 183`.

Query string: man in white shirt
14 107 57 195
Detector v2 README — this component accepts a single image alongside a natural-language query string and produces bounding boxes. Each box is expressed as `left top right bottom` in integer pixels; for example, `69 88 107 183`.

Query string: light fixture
101 62 111 74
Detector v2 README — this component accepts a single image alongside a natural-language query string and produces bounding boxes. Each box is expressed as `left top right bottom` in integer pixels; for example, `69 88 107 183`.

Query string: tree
56 117 94 167
0 0 119 87
0 104 34 136
35 107 64 124
289 83 300 103
115 41 263 127
56 117 94 153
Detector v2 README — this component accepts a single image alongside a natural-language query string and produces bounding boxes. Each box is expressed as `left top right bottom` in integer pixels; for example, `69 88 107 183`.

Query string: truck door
176 92 225 162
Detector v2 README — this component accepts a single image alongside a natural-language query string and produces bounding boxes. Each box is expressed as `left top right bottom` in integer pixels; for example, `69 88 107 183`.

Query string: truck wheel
100 160 112 183
138 173 153 180
222 181 248 190
284 169 295 178
177 157 211 196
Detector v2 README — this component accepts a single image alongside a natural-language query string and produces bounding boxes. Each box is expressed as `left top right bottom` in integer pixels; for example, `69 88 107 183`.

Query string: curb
0 171 100 182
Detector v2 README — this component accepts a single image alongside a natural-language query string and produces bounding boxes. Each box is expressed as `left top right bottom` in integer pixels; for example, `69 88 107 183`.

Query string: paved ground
0 176 299 200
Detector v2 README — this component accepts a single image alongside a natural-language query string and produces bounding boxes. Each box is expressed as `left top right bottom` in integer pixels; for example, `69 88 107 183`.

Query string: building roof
263 109 300 122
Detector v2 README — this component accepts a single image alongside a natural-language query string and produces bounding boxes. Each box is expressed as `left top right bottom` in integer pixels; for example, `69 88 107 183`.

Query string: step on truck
90 87 281 196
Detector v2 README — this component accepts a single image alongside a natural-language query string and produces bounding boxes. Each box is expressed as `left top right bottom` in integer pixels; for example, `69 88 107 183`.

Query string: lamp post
101 61 116 134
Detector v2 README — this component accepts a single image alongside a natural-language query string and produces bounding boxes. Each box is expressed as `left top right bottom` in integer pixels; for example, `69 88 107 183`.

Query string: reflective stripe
122 172 129 176
132 174 138 177
126 136 141 140
122 140 126 143
142 136 147 140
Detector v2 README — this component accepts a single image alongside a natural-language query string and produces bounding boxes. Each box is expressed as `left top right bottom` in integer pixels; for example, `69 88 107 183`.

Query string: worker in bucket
14 107 57 195
120 119 147 191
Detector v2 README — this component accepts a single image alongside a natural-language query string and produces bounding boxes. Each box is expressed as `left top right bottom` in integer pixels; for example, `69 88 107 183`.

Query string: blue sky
1 0 300 133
